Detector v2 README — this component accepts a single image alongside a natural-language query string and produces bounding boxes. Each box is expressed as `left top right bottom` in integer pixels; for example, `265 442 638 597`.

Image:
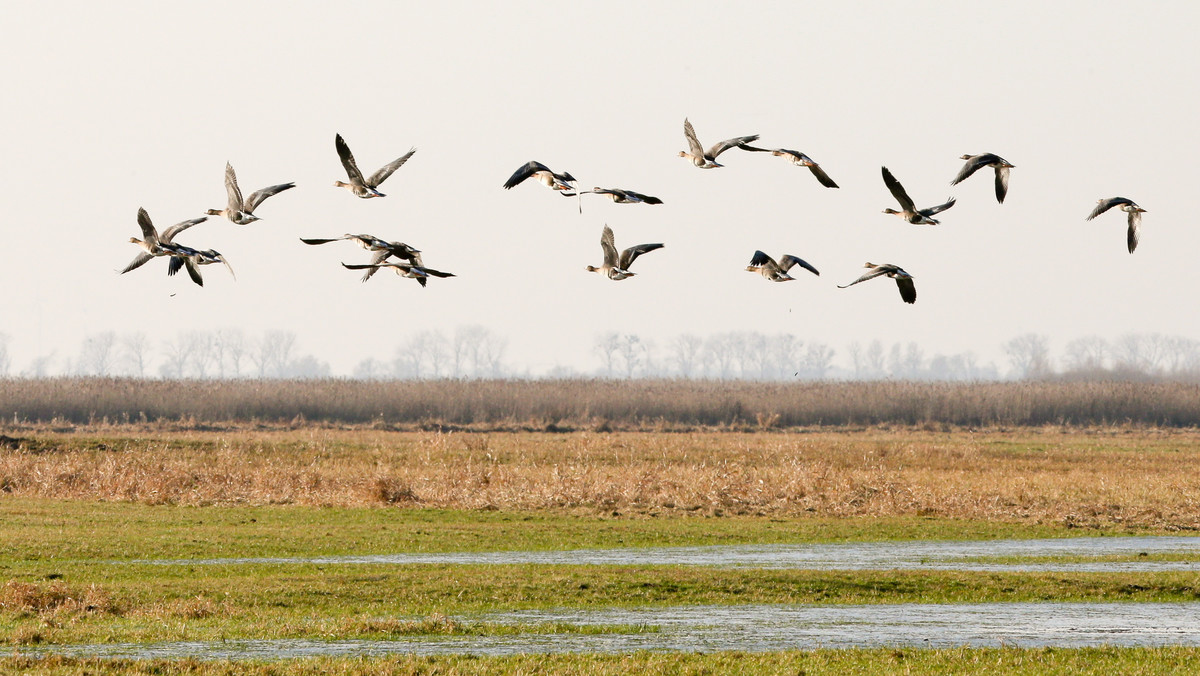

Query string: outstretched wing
160 217 207 244
779 255 819 276
121 252 154 275
1087 197 1132 220
995 166 1011 203
950 154 989 186
243 182 296 213
299 237 344 245
600 225 619 268
367 147 416 188
924 197 956 216
896 276 917 304
335 133 366 185
808 163 839 189
623 189 663 204
1127 210 1142 253
707 134 760 159
224 162 244 211
619 242 664 270
136 207 157 243
881 166 916 212
838 264 890 289
503 161 550 189
682 118 704 157
748 250 774 268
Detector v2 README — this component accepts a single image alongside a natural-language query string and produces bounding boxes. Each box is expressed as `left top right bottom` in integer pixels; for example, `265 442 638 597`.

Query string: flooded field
137 536 1200 573
31 602 1200 659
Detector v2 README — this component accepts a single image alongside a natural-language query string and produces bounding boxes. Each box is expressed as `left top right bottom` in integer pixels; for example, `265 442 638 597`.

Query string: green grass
0 497 1136 563
4 562 1200 645
5 647 1200 675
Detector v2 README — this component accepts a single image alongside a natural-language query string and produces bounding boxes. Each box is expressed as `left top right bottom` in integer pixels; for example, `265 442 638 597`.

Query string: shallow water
136 536 1200 573
33 602 1200 659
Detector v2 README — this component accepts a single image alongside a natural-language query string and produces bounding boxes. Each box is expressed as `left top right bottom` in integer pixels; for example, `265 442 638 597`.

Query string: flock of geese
121 120 1147 303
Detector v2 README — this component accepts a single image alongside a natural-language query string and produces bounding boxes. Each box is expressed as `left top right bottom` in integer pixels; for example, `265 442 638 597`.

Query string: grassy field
2 424 1199 672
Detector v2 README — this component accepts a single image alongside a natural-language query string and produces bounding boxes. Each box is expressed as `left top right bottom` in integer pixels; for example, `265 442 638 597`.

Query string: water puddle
135 536 1200 573
32 602 1200 659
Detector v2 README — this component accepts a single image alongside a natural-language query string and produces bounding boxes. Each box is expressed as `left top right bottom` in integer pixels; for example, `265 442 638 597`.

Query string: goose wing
184 259 204 287
619 242 664 270
748 250 775 268
950 154 990 186
1087 197 1133 220
623 189 663 204
807 163 839 188
366 147 416 188
334 133 366 185
299 236 347 245
837 264 891 289
416 266 455 278
120 252 154 275
243 181 296 213
707 134 760 158
224 162 245 211
779 255 819 276
600 225 619 268
923 197 957 216
136 207 158 244
896 276 917 304
504 161 550 189
682 118 705 157
994 166 1011 203
160 217 207 244
881 167 916 212
1127 210 1142 253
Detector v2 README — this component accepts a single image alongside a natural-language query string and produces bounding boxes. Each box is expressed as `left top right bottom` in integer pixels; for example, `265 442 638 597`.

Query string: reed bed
4 378 1200 429
2 429 1199 529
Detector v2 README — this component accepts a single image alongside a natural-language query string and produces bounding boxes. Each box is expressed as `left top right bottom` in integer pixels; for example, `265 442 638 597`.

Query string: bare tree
1003 333 1051 379
801 342 835 379
616 334 645 379
251 331 297 378
120 332 151 377
671 334 703 378
1063 336 1108 372
25 352 56 378
703 333 737 380
0 333 10 377
183 331 215 378
217 328 247 378
865 340 885 378
159 334 189 379
769 334 801 380
353 357 390 380
593 332 621 378
77 332 117 376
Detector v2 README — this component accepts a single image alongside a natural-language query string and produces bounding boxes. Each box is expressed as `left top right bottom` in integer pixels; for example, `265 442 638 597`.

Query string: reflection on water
134 536 1200 573
32 602 1200 659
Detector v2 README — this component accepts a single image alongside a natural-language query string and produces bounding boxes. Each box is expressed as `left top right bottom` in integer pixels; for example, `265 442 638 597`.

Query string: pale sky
2 1 1198 376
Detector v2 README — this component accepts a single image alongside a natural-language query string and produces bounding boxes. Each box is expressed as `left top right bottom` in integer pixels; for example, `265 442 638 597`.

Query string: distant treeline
3 378 1200 428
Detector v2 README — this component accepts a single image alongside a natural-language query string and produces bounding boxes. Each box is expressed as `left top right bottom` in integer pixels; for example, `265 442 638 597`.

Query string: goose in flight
162 244 236 287
951 153 1015 203
577 187 663 205
300 234 422 281
340 261 454 287
882 167 955 225
122 208 207 274
206 162 295 225
503 161 577 195
678 118 762 168
746 250 819 282
586 225 664 281
333 133 416 198
838 263 916 304
767 149 839 188
1086 197 1147 253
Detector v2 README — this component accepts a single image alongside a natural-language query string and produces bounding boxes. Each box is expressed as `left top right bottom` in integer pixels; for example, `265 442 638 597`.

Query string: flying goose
838 263 916 304
951 153 1015 203
122 208 207 274
333 133 416 198
503 161 577 195
768 149 839 188
206 162 295 225
678 118 762 168
882 166 955 225
586 225 664 281
340 261 454 287
746 250 819 282
577 187 663 205
162 244 235 287
300 234 422 281
1086 197 1147 253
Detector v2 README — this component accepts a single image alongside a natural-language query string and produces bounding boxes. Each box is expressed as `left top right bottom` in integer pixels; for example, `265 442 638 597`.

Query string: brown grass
1 427 1199 529
5 378 1200 428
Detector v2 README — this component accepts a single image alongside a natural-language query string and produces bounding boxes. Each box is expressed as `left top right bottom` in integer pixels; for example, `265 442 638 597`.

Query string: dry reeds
4 378 1200 429
2 428 1200 529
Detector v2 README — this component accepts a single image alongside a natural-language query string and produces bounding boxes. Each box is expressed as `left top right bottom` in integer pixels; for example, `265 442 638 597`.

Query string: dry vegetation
4 378 1200 428
2 427 1199 529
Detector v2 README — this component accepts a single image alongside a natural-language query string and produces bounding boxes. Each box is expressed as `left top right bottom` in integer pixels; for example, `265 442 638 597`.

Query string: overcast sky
2 1 1198 376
